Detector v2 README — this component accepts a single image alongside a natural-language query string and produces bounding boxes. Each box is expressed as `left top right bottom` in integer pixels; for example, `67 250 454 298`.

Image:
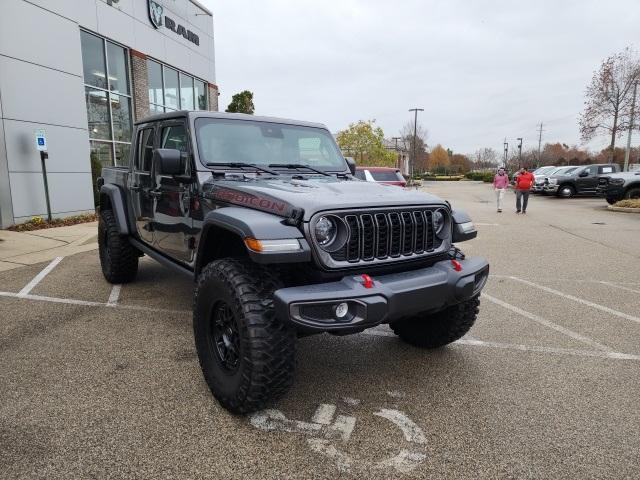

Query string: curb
607 205 640 214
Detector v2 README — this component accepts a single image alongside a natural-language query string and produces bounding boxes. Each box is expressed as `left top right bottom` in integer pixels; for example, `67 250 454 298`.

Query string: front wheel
606 197 617 205
390 297 480 348
98 209 139 283
557 184 575 198
193 258 296 414
625 187 640 200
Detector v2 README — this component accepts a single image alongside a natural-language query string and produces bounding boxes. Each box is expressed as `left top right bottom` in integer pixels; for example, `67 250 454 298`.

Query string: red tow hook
451 259 463 272
361 274 374 289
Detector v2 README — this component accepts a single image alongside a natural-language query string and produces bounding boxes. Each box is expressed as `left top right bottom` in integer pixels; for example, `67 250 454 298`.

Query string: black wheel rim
210 301 240 372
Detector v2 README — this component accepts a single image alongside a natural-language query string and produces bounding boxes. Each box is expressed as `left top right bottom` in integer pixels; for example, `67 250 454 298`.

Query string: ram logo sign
148 0 163 29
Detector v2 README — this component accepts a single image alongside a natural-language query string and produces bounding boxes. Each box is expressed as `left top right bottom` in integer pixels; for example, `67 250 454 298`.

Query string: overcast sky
203 0 640 156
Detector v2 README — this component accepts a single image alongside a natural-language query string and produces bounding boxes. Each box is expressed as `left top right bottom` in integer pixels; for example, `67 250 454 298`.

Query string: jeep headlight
315 216 337 246
549 178 558 184
433 209 449 239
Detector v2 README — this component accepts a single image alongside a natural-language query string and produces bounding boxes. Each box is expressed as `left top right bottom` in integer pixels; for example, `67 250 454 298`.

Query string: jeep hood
199 174 447 220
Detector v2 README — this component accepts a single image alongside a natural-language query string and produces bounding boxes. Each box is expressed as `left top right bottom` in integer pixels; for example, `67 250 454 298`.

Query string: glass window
195 118 346 170
354 170 366 180
90 141 114 168
370 170 402 181
114 143 131 167
195 80 207 110
161 124 188 153
107 42 130 94
180 73 194 110
163 67 179 110
81 31 107 89
85 87 111 140
110 94 132 142
136 129 155 171
147 59 163 105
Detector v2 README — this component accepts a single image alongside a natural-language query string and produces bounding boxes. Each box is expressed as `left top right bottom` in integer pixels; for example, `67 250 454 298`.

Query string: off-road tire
557 184 575 198
390 296 480 348
193 258 296 414
98 209 139 283
625 187 640 200
606 197 617 205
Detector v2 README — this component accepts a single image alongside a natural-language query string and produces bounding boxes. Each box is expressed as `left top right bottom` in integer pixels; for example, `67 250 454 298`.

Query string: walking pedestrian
492 167 509 213
514 166 534 214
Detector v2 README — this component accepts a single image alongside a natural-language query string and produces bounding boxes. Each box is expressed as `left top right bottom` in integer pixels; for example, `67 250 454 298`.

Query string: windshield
195 118 347 171
552 167 576 176
534 167 553 175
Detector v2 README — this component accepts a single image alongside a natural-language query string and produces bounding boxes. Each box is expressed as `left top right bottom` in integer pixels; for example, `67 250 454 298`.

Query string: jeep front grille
327 208 442 264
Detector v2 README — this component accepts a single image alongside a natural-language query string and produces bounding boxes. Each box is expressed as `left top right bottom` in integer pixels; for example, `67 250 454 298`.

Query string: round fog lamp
334 302 349 319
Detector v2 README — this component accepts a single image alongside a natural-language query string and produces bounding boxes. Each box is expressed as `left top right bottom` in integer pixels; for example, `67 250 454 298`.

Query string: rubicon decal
208 188 291 216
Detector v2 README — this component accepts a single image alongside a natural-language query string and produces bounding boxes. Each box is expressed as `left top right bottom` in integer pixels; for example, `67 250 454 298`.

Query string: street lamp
409 108 424 178
503 141 508 169
517 137 523 169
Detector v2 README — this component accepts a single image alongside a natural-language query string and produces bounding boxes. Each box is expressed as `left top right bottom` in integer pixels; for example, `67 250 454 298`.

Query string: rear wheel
625 187 640 200
193 258 296 414
390 297 480 348
557 184 575 198
98 209 139 283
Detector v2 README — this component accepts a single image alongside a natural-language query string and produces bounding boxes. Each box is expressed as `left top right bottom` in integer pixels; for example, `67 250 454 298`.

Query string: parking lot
1 181 639 479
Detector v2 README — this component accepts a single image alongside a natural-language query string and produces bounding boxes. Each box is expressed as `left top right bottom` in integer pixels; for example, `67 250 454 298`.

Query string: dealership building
0 0 218 228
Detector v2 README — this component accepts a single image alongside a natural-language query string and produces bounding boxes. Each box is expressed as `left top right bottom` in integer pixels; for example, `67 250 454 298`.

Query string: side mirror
578 171 589 177
153 148 182 175
345 157 356 175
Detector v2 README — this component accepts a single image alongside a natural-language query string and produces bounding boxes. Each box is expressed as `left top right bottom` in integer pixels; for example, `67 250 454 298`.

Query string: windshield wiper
268 163 331 177
206 162 278 175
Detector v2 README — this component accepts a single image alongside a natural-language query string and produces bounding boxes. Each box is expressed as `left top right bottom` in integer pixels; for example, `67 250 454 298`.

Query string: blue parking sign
35 129 47 151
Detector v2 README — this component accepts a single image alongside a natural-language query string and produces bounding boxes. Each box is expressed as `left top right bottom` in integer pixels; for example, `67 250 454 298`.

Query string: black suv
544 163 620 197
98 111 489 413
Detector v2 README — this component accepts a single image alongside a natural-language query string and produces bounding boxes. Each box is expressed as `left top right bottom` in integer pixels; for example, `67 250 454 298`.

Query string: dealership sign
148 0 200 46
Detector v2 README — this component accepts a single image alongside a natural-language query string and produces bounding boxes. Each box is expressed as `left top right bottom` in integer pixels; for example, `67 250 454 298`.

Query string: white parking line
106 284 122 307
362 328 640 361
482 293 612 352
0 290 189 315
509 276 640 324
17 256 64 297
598 281 640 295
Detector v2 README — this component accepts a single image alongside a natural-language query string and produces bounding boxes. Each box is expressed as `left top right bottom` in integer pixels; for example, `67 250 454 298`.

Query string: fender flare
451 209 477 243
196 207 311 273
100 184 130 235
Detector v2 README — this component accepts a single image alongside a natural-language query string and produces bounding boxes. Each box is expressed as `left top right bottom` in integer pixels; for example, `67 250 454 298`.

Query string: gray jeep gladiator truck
98 111 489 413
596 170 640 204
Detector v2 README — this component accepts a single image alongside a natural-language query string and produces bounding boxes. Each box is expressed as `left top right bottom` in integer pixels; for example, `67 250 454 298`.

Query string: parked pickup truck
97 111 488 413
596 171 640 204
544 163 619 197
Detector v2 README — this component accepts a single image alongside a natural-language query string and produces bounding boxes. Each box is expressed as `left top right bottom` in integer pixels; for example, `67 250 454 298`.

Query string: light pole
409 108 424 178
503 140 508 169
517 137 523 169
624 80 638 172
392 136 402 170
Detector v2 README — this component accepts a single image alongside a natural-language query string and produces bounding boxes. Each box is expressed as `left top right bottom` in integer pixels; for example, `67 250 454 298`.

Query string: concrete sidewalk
0 222 98 271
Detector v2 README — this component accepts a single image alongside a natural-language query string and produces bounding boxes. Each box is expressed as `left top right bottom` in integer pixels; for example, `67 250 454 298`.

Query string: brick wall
208 83 219 112
131 50 149 121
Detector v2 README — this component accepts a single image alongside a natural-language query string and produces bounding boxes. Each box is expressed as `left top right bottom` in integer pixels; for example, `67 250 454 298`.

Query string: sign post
34 129 52 222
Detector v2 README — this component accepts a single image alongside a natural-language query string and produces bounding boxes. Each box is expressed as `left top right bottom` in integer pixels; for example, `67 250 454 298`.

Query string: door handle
149 190 162 198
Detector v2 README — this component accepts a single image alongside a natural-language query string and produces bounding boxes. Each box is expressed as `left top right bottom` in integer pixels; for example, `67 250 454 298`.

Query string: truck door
152 120 194 263
131 126 156 244
576 165 598 193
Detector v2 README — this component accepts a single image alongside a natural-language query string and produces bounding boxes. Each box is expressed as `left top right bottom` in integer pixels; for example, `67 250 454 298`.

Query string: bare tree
400 121 428 173
579 47 640 161
472 147 498 170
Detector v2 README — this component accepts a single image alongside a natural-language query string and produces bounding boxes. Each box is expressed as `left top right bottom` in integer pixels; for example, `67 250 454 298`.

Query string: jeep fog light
244 237 301 252
334 302 349 319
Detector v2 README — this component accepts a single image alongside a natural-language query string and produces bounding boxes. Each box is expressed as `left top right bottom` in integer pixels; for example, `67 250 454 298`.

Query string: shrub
9 213 97 232
614 199 640 209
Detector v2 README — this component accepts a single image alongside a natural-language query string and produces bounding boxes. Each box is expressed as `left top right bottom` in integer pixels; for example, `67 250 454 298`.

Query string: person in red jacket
514 167 534 214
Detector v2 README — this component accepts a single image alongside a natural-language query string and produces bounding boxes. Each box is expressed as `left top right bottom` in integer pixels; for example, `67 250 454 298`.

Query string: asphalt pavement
1 182 639 479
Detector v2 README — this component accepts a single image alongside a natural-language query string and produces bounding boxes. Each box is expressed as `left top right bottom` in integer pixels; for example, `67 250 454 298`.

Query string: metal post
40 151 52 222
624 81 638 172
537 122 544 168
503 140 508 169
408 108 424 179
517 138 523 169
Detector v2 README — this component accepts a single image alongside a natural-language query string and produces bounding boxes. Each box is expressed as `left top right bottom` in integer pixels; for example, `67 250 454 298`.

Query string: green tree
226 90 255 114
336 120 396 167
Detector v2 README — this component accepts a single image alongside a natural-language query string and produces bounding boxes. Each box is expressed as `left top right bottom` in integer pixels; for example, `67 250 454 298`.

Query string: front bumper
273 257 490 333
543 184 559 193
